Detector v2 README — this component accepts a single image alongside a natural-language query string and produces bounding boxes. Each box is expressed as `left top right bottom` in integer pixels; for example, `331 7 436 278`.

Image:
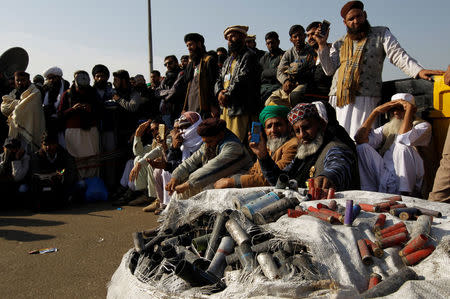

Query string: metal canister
362 267 417 298
402 245 435 266
206 236 235 279
412 206 441 218
373 214 386 233
257 252 279 280
399 234 428 257
357 239 373 265
368 273 382 290
192 233 211 253
232 190 268 210
275 174 289 189
204 210 231 261
236 242 256 272
376 232 408 249
252 197 299 224
344 200 353 226
225 218 250 246
241 191 281 220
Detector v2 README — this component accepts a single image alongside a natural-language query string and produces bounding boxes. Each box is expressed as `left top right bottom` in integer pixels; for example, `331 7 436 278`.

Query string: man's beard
267 136 289 153
385 117 404 136
295 132 324 160
228 40 244 54
189 49 203 64
347 20 371 40
48 79 62 91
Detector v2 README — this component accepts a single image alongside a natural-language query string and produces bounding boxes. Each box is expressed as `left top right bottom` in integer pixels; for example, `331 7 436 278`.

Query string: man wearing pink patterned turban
250 101 359 190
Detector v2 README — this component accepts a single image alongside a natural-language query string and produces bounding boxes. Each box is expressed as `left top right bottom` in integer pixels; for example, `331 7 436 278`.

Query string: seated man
165 118 253 197
30 132 79 207
251 102 358 190
215 105 298 188
355 93 432 196
0 138 30 204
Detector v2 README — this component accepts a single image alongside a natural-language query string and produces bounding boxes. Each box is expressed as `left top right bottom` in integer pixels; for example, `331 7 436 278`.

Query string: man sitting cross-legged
214 105 298 188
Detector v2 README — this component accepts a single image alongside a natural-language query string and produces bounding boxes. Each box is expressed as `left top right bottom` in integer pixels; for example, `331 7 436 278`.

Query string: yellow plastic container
429 75 450 155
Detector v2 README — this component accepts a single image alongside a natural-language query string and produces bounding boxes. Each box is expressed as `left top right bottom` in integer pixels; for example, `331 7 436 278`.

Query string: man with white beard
252 102 358 190
214 105 297 188
355 93 431 196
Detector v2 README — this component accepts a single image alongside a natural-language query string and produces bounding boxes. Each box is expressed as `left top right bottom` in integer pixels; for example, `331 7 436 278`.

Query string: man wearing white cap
355 93 432 196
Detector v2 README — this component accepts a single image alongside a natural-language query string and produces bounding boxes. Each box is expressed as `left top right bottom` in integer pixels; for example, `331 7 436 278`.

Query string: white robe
357 121 431 194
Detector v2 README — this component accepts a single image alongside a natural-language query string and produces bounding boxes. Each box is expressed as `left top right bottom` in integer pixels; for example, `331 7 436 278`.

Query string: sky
1 0 449 83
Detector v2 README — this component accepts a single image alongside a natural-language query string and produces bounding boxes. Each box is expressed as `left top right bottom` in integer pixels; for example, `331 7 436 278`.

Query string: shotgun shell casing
352 204 361 221
287 209 307 218
373 214 387 232
378 226 408 239
413 206 441 218
376 202 394 212
344 200 353 226
384 195 402 202
390 208 419 219
316 203 329 209
399 234 428 257
307 211 339 224
390 204 407 210
318 208 345 223
357 239 373 265
327 188 335 199
377 232 408 249
328 200 337 210
360 203 380 213
402 245 435 266
368 273 382 290
308 206 320 213
377 222 406 236
364 239 384 257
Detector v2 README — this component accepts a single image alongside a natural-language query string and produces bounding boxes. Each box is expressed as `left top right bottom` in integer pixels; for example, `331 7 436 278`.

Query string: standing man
149 70 161 91
1 71 45 153
276 25 317 87
246 34 265 60
260 31 284 102
182 33 219 119
215 25 260 142
315 1 444 138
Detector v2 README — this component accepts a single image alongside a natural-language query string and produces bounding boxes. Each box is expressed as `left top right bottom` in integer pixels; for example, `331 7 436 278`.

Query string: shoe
110 186 128 201
143 200 160 212
112 189 139 206
154 204 167 215
129 195 154 206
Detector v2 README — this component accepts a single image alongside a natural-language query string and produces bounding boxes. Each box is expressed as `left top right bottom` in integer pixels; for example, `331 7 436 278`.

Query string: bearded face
267 136 290 153
295 131 324 160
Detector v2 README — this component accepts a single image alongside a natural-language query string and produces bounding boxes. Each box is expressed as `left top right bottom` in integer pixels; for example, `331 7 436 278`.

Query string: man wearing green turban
214 105 298 188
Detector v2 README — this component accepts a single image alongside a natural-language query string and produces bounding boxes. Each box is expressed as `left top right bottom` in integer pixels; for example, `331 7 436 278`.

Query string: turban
259 105 291 127
391 93 415 106
197 118 227 137
224 25 248 39
341 1 364 18
92 64 110 79
182 111 200 125
288 103 324 126
44 66 63 78
184 33 205 44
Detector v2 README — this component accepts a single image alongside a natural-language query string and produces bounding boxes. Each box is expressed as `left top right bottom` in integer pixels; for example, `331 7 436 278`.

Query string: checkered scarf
288 103 319 125
336 35 367 107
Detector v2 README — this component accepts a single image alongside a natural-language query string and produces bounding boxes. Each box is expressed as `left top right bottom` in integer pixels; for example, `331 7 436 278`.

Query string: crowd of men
1 1 448 213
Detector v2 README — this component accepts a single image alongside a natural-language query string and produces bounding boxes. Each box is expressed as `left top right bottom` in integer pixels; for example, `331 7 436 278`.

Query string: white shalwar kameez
357 122 431 194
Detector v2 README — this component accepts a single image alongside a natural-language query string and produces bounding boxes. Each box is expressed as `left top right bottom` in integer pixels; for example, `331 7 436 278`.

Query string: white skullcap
43 66 63 78
391 93 415 106
313 101 328 124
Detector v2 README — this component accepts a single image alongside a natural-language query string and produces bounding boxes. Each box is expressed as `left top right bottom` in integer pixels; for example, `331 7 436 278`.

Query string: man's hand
397 99 416 113
155 134 168 151
171 130 183 149
165 177 179 195
418 69 445 81
214 177 235 189
175 182 190 194
218 90 229 107
314 175 335 190
72 103 83 110
129 163 141 182
113 94 120 101
313 26 329 50
147 158 166 169
248 132 268 159
135 120 150 137
374 101 401 114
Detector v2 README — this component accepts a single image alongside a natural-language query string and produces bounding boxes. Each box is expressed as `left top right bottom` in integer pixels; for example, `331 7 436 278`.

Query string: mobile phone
158 124 165 139
320 20 330 37
250 122 262 143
